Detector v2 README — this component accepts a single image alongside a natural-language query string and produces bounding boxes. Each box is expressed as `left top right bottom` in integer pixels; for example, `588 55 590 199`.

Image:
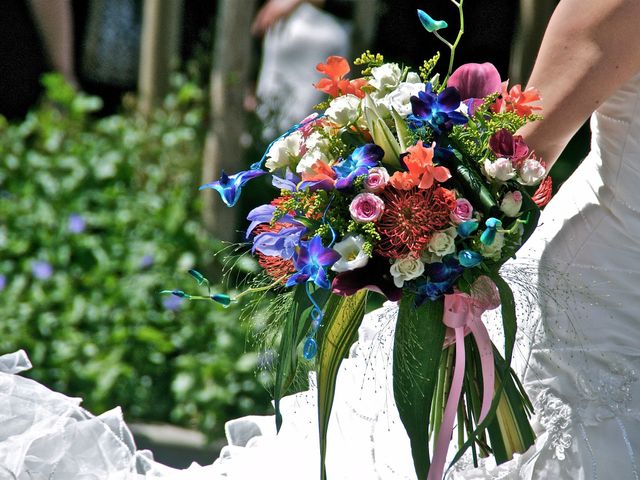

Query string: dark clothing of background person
0 1 48 120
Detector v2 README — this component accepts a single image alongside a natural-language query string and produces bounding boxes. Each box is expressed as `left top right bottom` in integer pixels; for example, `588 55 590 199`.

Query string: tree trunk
509 0 557 85
201 0 257 242
351 0 379 58
138 0 184 116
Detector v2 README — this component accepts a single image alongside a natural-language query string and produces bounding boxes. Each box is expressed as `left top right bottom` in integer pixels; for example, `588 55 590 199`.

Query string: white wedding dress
4 72 640 479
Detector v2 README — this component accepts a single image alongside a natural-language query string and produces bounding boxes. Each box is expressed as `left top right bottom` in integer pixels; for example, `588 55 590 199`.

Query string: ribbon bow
428 277 499 480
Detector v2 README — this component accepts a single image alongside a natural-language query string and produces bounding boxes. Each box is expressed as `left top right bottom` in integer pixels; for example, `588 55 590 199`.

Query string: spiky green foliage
353 50 385 76
419 52 441 82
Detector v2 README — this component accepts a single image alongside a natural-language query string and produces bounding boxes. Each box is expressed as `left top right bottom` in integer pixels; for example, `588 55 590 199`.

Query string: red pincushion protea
253 223 296 283
376 186 456 258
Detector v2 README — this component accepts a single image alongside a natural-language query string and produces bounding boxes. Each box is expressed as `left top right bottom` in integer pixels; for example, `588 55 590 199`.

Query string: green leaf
393 293 446 480
273 285 313 431
391 108 412 153
316 291 368 480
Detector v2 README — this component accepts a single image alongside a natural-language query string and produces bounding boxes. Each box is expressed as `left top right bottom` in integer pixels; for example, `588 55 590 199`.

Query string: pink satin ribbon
427 292 496 480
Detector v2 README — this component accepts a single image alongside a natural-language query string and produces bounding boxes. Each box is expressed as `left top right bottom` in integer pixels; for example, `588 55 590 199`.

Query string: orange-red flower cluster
314 56 367 99
389 141 451 190
492 82 542 117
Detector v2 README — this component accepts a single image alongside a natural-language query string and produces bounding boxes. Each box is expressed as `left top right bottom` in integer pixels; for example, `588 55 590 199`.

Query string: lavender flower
32 261 53 280
139 254 155 269
67 213 86 234
0 274 6 291
162 295 184 311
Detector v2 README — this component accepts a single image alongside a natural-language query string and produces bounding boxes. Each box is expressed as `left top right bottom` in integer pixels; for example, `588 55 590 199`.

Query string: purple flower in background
285 236 340 289
408 84 468 135
199 169 266 207
333 144 384 190
0 275 6 291
32 261 53 280
67 213 86 234
162 295 183 311
139 254 155 269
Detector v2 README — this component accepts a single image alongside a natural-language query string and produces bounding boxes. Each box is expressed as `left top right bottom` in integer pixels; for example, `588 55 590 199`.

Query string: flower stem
443 0 465 85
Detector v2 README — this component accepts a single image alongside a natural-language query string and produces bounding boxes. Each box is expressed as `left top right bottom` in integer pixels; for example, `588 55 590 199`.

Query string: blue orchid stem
303 282 324 360
432 0 465 85
322 194 337 248
175 275 288 304
251 114 325 170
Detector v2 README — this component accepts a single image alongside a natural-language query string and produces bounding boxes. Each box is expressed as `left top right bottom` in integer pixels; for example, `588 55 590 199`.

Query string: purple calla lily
285 236 340 289
199 169 266 207
331 256 402 301
333 144 385 190
408 84 468 135
448 63 502 101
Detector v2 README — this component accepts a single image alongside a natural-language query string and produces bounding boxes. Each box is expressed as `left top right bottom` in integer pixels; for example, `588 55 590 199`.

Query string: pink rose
364 167 390 193
349 193 385 223
450 198 474 224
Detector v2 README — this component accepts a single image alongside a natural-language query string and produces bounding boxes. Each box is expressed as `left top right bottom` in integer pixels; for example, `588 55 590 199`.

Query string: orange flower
389 141 451 190
300 159 337 189
314 56 367 99
492 81 542 117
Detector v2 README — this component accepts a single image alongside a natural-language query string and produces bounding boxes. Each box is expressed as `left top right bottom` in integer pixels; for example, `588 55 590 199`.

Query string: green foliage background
0 74 271 437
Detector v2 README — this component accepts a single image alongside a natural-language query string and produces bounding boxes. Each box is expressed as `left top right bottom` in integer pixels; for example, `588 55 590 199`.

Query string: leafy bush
0 74 271 436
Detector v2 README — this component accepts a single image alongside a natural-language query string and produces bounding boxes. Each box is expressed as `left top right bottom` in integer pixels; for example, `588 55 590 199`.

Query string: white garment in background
3 71 640 479
256 3 352 137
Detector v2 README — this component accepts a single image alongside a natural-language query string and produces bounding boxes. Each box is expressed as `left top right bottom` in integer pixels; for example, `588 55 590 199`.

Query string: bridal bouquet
173 4 552 479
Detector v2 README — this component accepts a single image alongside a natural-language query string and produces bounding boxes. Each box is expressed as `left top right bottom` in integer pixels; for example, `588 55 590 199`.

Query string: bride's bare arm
518 0 640 169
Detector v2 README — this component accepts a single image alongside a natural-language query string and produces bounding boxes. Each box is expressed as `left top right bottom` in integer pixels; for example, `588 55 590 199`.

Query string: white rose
325 94 362 127
427 228 458 257
304 131 331 153
405 72 421 84
331 235 369 272
390 256 425 288
382 82 425 117
484 158 516 182
518 159 546 186
296 148 330 174
500 191 523 217
480 232 505 260
265 131 303 172
370 63 402 94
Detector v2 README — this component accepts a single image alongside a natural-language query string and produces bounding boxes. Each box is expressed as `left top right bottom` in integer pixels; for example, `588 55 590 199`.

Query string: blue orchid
415 255 464 303
271 169 301 192
246 204 305 239
333 144 384 190
408 84 468 135
253 226 306 260
199 169 266 207
286 236 340 289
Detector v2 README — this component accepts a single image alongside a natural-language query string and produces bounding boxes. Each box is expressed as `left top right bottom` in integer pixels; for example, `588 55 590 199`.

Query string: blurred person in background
251 0 355 137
